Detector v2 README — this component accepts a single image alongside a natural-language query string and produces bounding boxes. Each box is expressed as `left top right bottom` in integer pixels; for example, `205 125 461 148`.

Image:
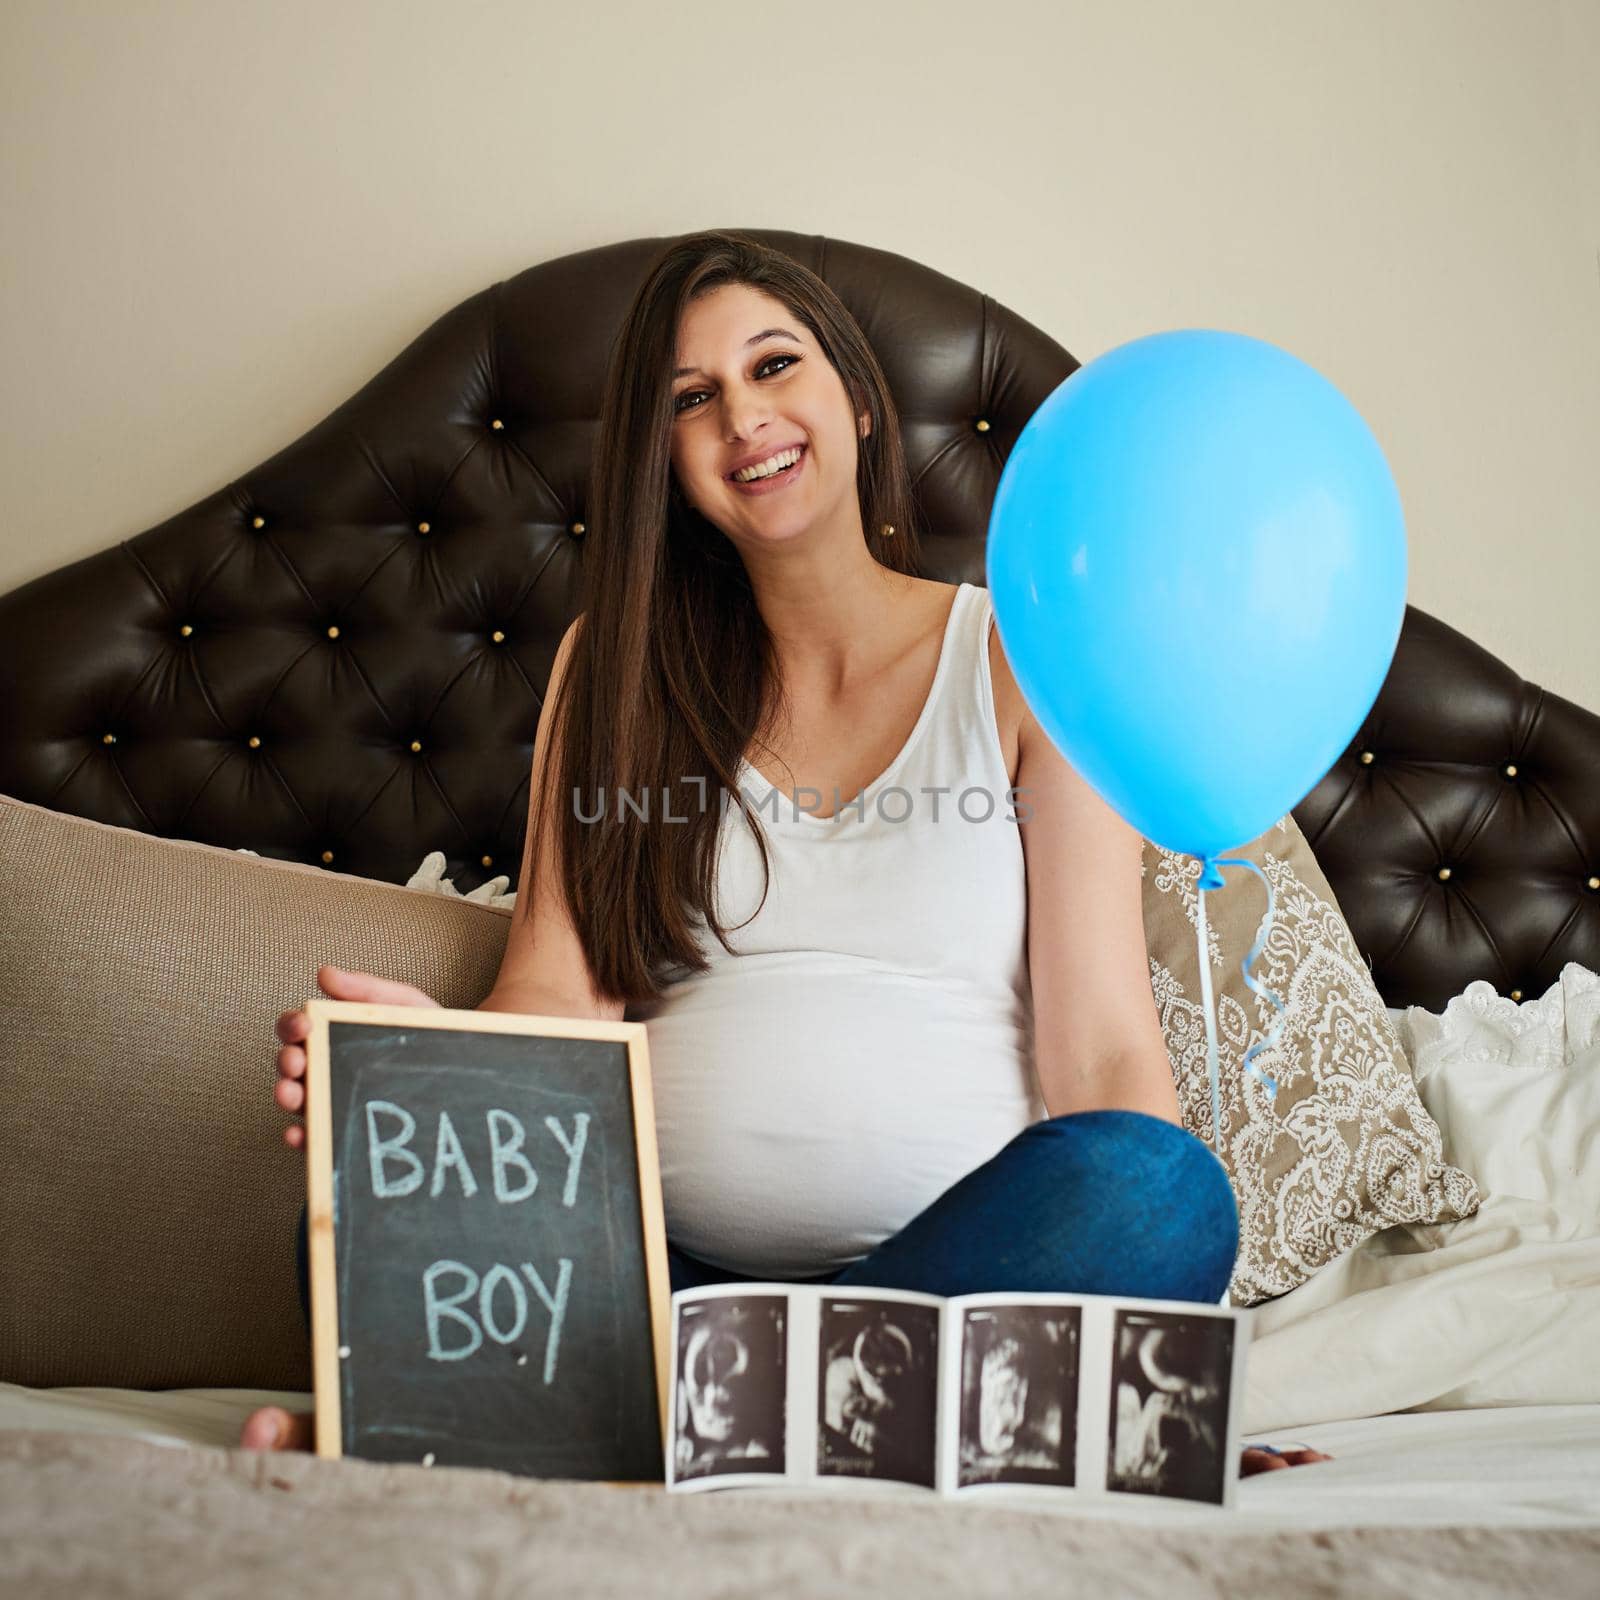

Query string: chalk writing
363 1101 591 1208
423 1256 575 1382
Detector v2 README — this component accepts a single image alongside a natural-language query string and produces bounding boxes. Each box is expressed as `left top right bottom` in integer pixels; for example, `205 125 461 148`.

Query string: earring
881 523 895 537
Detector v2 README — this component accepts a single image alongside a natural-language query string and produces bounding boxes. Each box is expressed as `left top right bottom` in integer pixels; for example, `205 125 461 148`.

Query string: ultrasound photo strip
666 1285 1251 1507
670 1293 789 1487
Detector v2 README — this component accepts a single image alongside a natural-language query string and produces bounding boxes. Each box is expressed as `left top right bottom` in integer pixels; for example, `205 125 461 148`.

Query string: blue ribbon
1194 853 1285 1156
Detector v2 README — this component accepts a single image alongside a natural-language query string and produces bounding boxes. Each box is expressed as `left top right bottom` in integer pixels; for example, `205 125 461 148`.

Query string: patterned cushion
1141 816 1481 1304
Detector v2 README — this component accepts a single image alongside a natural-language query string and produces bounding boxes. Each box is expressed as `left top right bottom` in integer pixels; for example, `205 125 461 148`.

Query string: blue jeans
296 1110 1238 1326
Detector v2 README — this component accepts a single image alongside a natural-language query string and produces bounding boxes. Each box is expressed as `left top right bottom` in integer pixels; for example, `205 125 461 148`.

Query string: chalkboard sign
303 1000 670 1481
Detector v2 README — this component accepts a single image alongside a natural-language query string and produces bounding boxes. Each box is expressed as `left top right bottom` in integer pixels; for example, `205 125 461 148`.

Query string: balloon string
1194 886 1224 1157
1195 855 1285 1158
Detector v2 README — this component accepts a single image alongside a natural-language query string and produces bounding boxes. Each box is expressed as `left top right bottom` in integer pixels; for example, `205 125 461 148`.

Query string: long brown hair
527 230 922 1005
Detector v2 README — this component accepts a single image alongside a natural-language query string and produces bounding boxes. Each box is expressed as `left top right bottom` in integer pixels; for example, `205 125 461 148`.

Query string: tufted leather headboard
1 230 1596 1012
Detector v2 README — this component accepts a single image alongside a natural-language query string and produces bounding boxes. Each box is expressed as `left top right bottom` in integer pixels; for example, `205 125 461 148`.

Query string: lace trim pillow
1142 815 1480 1304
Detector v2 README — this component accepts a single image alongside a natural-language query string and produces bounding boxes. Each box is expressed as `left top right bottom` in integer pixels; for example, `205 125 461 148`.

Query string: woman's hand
273 965 440 1150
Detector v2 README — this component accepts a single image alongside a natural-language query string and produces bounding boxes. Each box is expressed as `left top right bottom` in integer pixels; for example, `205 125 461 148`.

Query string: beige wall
4 0 1597 709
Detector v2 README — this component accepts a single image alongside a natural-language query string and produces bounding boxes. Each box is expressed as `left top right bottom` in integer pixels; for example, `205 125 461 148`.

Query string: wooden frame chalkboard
304 1000 670 1481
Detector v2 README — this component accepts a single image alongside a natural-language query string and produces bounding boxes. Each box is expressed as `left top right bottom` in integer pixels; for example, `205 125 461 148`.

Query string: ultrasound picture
672 1295 787 1482
957 1304 1079 1488
816 1298 939 1488
1106 1309 1234 1506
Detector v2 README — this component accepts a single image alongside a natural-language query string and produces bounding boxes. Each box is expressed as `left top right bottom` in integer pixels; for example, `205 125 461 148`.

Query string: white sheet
1242 975 1600 1433
1246 1190 1600 1428
2 1380 1595 1529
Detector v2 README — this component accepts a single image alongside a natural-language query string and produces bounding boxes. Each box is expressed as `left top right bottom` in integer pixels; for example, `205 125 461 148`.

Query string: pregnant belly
638 956 1043 1276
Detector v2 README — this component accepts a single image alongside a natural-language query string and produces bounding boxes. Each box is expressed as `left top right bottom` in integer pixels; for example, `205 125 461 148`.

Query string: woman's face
669 282 869 550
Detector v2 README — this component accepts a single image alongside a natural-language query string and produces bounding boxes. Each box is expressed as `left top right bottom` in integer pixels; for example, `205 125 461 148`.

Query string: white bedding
1 1380 1595 1530
1246 1188 1600 1427
1242 974 1600 1432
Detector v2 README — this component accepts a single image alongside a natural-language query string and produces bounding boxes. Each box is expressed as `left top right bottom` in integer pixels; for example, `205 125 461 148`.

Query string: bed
2 229 1598 1596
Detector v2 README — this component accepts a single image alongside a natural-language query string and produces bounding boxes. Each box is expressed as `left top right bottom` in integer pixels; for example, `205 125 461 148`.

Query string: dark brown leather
1 230 1595 1011
1296 607 1600 1007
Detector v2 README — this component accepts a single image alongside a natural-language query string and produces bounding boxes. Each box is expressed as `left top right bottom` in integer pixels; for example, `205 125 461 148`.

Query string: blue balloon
987 329 1407 869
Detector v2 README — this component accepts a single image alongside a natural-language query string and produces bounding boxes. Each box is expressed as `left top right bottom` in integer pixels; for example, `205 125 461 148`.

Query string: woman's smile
726 443 808 497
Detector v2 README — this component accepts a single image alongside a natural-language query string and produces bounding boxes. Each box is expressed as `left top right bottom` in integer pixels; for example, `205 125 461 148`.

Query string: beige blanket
8 1172 1600 1597
3 1427 1598 1599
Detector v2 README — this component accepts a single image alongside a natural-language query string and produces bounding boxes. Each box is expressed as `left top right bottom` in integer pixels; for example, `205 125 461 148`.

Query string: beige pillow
0 796 511 1389
1141 814 1481 1304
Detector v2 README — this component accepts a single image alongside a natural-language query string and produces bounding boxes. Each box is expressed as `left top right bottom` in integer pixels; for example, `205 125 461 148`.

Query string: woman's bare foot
239 1406 315 1451
1240 1444 1332 1476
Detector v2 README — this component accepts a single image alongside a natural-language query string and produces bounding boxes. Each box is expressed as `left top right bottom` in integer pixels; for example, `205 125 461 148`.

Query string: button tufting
320 850 334 864
490 419 504 431
491 629 506 644
101 732 117 745
417 521 431 535
480 854 494 868
570 521 585 537
1589 876 1600 891
1436 866 1452 881
974 418 991 433
251 515 265 530
179 623 193 637
1504 763 1518 778
326 625 340 639
409 739 422 754
1359 750 1375 764
247 735 261 749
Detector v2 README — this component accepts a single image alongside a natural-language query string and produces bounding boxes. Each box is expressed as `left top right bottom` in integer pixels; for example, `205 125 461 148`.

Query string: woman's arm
480 616 625 1024
1012 688 1181 1125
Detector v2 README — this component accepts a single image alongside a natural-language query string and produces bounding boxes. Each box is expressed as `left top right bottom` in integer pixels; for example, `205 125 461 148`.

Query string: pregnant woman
243 228 1326 1477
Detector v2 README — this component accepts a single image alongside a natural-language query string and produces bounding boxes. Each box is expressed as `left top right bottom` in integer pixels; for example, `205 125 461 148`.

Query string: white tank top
625 583 1046 1276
